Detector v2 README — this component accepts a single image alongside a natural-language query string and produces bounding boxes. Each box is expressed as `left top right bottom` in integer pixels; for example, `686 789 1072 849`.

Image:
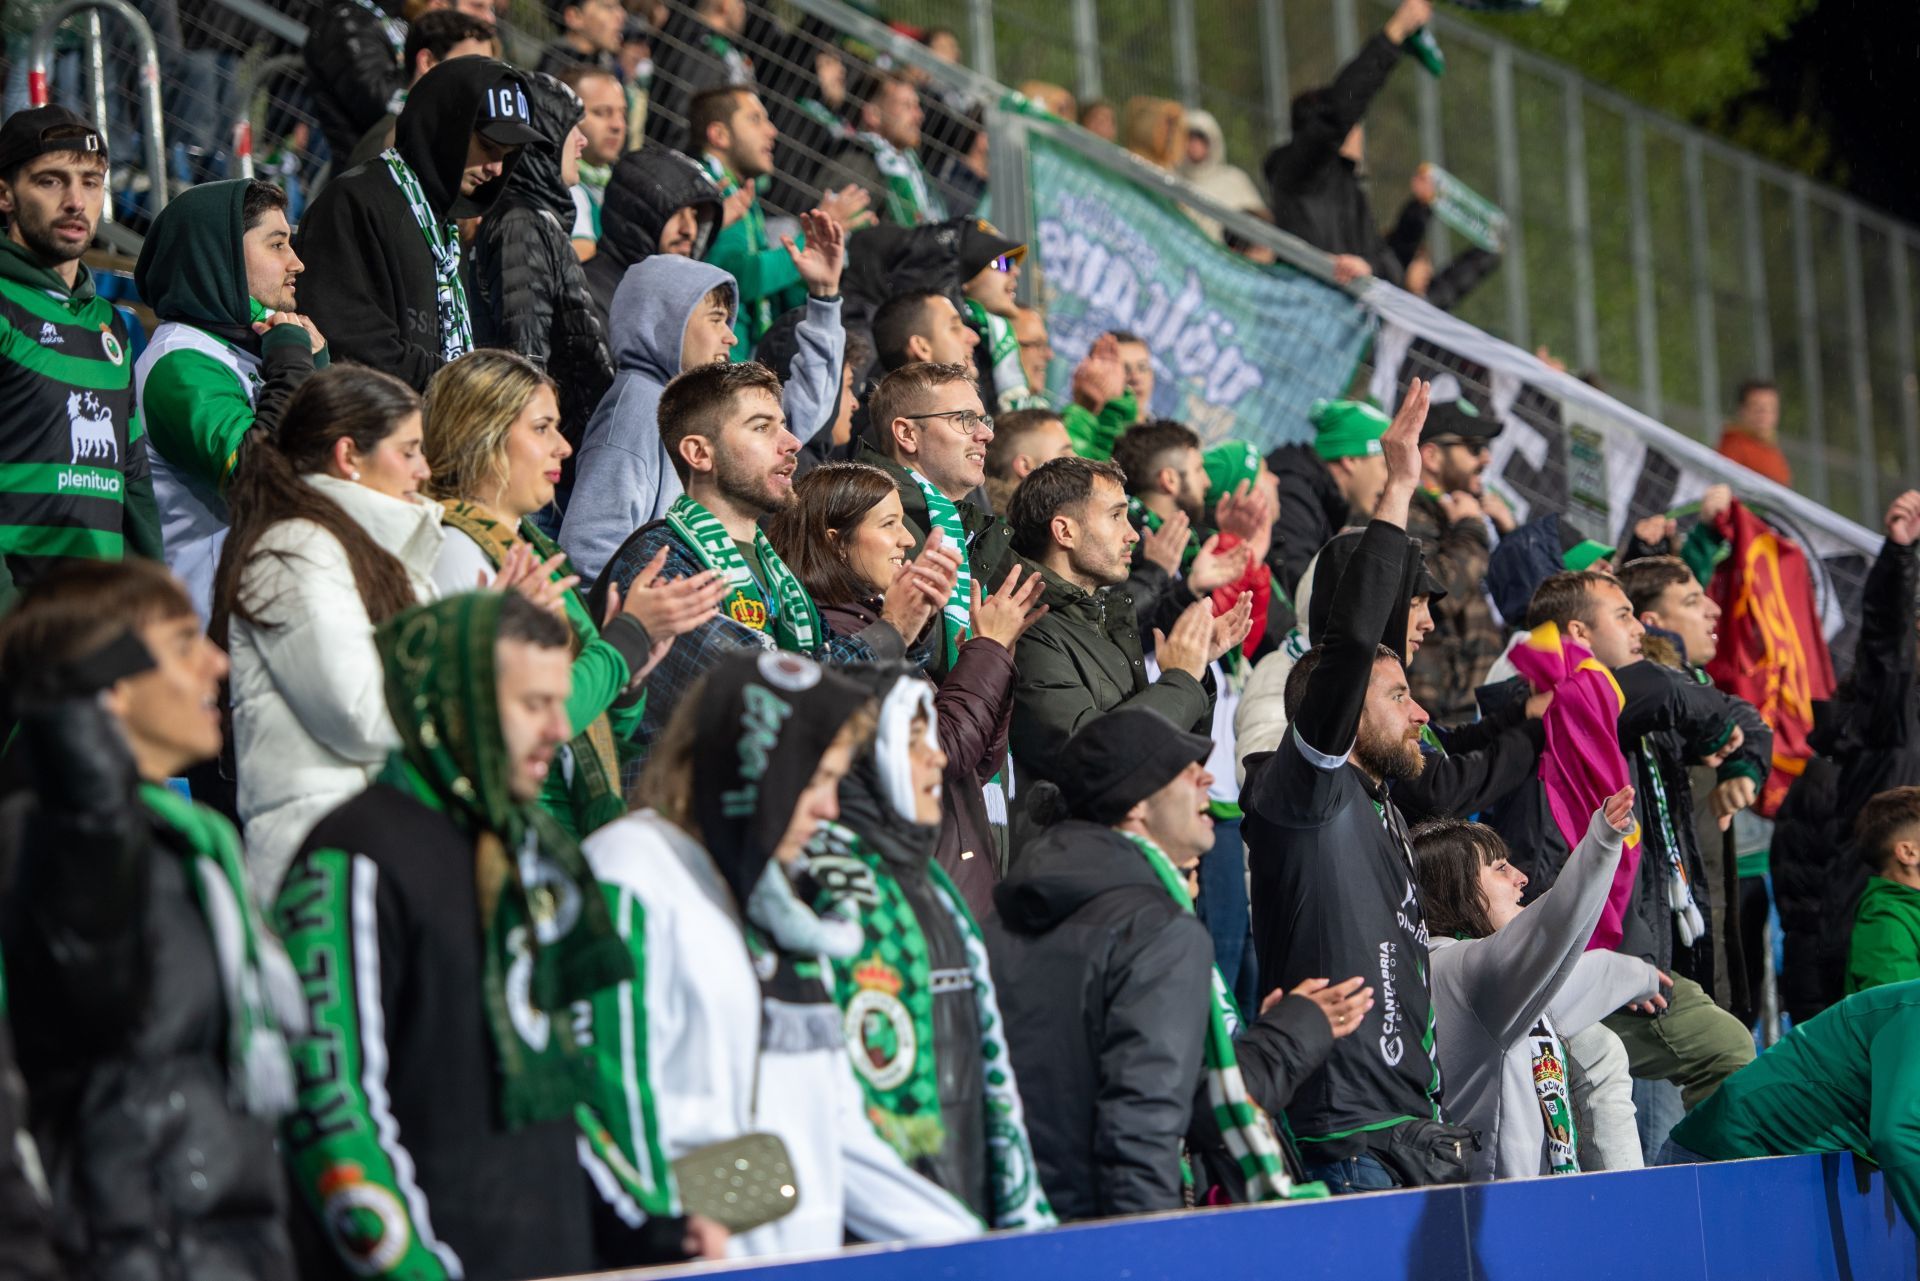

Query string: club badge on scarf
665 493 819 652
1525 1016 1579 1175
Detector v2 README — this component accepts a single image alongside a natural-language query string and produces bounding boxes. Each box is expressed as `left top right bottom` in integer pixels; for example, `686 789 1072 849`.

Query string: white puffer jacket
228 474 444 906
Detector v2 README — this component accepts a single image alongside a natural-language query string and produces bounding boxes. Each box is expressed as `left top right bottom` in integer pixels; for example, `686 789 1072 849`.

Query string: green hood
133 179 251 327
0 232 97 303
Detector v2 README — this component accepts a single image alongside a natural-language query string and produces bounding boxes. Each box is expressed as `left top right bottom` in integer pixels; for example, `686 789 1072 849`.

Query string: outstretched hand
1373 378 1429 527
1600 786 1636 834
1886 490 1920 547
783 208 846 298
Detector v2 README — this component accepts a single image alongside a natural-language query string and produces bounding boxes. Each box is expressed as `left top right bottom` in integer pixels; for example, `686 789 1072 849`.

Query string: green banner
1028 132 1375 452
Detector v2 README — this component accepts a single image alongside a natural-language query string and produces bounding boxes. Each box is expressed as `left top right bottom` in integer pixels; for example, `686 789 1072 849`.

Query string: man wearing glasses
1406 391 1513 724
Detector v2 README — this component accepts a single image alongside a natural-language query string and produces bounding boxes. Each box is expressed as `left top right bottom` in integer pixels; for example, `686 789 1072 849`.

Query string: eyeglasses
903 408 995 435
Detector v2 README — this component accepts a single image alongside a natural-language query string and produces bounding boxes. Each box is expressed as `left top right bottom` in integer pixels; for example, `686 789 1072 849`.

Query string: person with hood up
582 143 723 330
1269 397 1391 600
1411 793 1665 1180
582 650 984 1257
276 590 659 1280
472 71 614 450
0 106 163 613
296 57 545 392
0 559 304 1279
134 178 327 622
804 668 1055 1229
1261 0 1435 286
1178 109 1266 242
561 215 847 581
989 706 1370 1219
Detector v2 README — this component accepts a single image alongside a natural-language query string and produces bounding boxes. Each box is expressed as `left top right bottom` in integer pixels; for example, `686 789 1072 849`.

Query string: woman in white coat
1410 789 1667 1181
211 365 445 905
581 650 985 1259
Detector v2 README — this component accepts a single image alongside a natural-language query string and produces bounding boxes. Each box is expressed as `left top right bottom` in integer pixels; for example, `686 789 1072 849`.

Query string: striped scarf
1120 832 1299 1202
855 132 946 226
907 472 971 668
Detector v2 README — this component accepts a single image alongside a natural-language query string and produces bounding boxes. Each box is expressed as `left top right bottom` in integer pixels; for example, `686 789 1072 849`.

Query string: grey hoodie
1425 808 1659 1182
558 253 845 581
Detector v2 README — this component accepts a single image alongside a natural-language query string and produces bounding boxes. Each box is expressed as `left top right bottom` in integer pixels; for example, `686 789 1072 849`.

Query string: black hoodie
582 146 723 332
472 73 614 449
296 57 533 392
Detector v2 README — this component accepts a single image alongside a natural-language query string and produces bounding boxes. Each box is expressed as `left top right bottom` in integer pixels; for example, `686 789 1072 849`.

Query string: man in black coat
986 707 1364 1221
582 145 724 331
1261 0 1435 287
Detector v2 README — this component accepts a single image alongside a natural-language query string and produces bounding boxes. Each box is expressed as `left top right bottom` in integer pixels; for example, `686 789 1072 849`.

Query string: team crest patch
845 961 915 1091
100 329 123 365
317 1162 411 1275
728 595 769 629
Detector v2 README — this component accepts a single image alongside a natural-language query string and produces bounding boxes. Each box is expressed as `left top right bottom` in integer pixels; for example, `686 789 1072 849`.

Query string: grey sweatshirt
1426 809 1660 1181
558 253 845 582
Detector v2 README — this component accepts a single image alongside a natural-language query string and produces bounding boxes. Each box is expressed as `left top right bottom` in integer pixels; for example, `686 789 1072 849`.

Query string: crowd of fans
2 0 1920 1275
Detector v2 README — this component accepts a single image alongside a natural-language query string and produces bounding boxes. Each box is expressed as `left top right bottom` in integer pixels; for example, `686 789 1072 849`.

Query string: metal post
1564 75 1598 373
82 10 108 155
1490 45 1528 347
1892 233 1920 483
30 0 170 216
987 105 1035 304
1417 55 1447 265
1739 158 1773 380
1789 178 1828 504
1684 136 1720 432
1169 0 1200 109
1332 0 1360 62
1625 115 1661 418
1071 0 1101 105
965 0 996 84
1840 206 1877 518
1258 0 1290 146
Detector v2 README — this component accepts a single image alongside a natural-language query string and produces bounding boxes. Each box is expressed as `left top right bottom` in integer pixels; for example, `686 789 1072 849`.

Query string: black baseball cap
474 75 546 148
0 106 105 175
958 219 1025 278
1419 394 1504 446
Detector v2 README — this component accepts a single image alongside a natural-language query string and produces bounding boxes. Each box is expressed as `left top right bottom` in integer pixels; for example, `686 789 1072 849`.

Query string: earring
350 469 362 480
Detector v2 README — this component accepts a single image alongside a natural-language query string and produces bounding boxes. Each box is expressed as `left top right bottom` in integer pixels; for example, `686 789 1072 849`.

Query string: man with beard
1241 379 1455 1195
1405 390 1514 723
0 107 162 612
825 72 946 228
588 361 890 766
580 144 723 329
1006 455 1252 795
296 57 544 391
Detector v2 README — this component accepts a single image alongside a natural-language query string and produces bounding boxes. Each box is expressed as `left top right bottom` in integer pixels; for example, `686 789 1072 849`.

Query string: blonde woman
421 349 727 836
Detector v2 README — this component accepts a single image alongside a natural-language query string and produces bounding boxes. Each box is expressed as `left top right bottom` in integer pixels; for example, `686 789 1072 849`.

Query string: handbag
667 1001 801 1233
1379 1118 1482 1187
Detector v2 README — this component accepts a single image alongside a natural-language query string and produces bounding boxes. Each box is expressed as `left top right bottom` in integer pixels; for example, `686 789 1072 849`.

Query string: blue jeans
1193 815 1258 1015
1302 1152 1399 1195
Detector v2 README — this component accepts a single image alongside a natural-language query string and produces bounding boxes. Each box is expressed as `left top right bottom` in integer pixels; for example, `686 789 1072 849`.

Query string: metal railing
28 0 168 218
878 0 1920 526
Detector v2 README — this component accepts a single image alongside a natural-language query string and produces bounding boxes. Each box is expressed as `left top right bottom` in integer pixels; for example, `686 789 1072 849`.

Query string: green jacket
698 156 803 351
1061 389 1137 461
1669 978 1920 1230
0 236 163 614
1846 876 1920 996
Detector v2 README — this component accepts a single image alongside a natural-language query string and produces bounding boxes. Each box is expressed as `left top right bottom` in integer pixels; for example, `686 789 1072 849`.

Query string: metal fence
874 0 1920 528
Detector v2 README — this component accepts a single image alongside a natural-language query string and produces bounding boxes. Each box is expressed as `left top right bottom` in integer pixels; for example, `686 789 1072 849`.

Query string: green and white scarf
907 472 971 668
856 131 946 226
1524 1015 1579 1175
1121 832 1301 1203
965 299 1044 414
807 820 1054 1230
382 149 473 365
665 492 819 652
141 782 302 1117
698 155 778 342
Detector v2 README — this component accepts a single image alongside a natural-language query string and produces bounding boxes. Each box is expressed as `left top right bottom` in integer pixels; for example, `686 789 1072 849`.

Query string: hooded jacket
0 234 162 613
1178 108 1266 240
1260 33 1429 286
560 255 846 582
297 57 531 392
473 73 614 450
582 145 723 331
134 180 326 621
1268 440 1356 602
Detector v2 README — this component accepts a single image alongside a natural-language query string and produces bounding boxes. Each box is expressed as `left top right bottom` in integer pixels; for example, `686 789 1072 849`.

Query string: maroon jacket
821 599 1016 917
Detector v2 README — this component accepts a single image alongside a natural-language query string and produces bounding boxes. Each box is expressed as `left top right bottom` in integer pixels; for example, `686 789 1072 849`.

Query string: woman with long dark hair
767 462 1044 913
212 363 444 904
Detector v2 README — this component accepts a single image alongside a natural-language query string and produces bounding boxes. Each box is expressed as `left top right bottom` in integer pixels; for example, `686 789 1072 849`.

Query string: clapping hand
783 208 846 298
968 565 1048 649
493 543 575 617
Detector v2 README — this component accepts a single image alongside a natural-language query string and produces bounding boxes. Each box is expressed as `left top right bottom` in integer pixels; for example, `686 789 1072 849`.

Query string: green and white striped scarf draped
1120 831 1300 1203
856 131 947 226
381 149 473 365
906 472 971 667
808 820 1055 1230
964 299 1046 414
665 493 820 652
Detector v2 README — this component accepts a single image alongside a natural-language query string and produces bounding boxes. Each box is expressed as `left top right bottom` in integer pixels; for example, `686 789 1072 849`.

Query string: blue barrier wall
630 1154 1918 1281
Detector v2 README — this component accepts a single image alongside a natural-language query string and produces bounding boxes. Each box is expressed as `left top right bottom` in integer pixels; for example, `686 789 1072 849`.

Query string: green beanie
1562 539 1615 572
1203 439 1262 502
1309 398 1390 461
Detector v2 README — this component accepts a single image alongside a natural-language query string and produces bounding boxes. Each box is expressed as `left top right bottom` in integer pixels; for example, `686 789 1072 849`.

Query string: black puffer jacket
0 703 294 1280
473 73 613 449
1268 441 1356 602
302 0 403 164
1770 715 1845 1025
583 146 723 332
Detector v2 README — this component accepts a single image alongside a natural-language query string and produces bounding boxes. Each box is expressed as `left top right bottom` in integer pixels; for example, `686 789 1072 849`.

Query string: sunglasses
988 254 1017 274
1433 437 1491 457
